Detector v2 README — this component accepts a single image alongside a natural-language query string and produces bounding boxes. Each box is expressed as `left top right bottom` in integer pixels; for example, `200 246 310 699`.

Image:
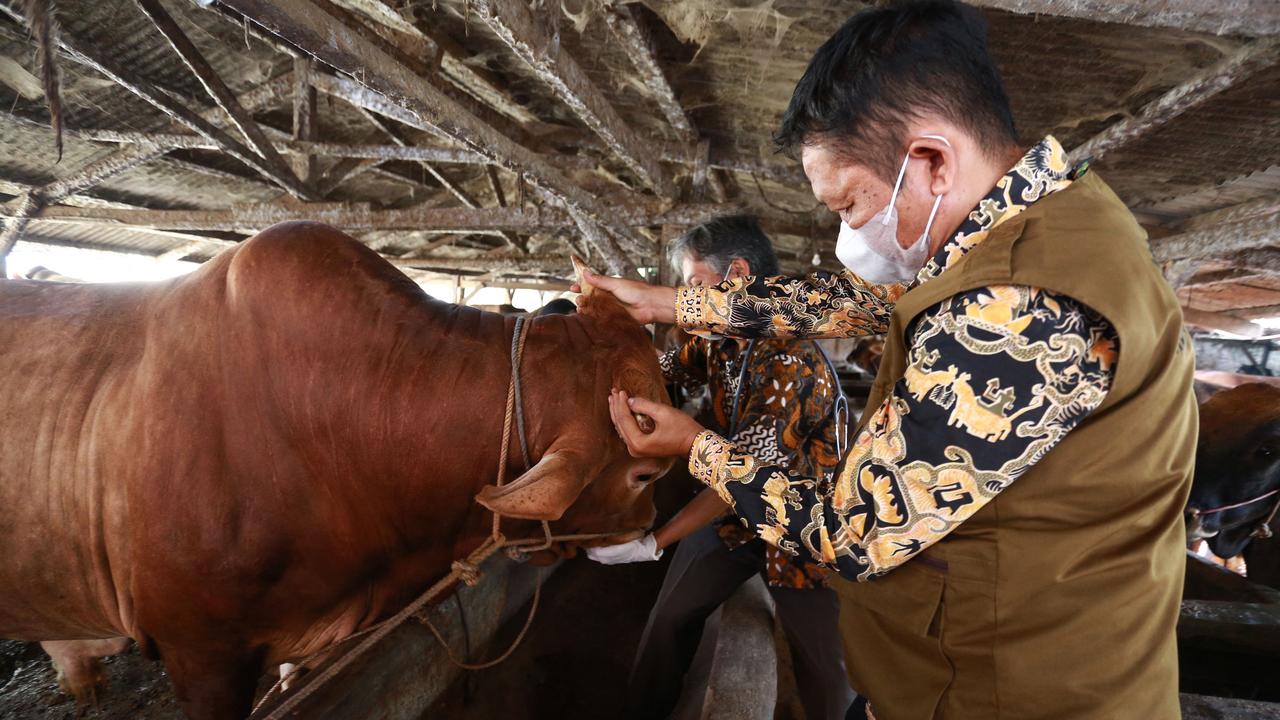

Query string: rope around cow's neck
250 315 636 719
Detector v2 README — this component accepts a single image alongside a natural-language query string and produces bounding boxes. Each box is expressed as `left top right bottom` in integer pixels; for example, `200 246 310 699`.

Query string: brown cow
1187 382 1280 588
0 222 672 719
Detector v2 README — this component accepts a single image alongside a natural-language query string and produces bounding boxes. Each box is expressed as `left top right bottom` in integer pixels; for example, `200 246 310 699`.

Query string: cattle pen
1 1 1280 719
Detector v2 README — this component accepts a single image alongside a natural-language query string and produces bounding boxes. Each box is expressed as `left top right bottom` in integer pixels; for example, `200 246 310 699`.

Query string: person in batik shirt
580 2 1201 717
589 215 855 720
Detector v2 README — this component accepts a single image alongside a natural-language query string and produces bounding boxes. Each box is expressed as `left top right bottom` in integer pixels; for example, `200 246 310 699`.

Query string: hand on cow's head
571 256 677 326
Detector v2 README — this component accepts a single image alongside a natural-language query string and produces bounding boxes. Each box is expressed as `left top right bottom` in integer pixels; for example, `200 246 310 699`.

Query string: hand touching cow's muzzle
608 388 705 459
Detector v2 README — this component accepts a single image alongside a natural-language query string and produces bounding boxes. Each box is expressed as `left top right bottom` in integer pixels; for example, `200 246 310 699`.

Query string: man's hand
609 389 705 459
574 269 679 325
585 534 662 565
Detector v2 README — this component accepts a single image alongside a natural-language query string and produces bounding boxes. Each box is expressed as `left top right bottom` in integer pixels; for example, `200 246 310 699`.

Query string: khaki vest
833 172 1197 719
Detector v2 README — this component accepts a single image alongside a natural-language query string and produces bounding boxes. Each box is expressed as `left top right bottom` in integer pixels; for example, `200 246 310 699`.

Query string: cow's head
1188 382 1280 557
474 259 674 554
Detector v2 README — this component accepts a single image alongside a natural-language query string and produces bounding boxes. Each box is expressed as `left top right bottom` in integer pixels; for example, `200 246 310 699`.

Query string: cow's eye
1257 445 1275 461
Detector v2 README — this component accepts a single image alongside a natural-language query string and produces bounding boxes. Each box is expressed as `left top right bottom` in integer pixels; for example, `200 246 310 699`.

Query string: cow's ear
573 254 644 326
571 255 594 298
475 449 593 521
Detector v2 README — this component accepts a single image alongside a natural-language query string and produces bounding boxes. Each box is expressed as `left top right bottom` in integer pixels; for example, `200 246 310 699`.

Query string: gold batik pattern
661 337 840 588
684 137 1118 581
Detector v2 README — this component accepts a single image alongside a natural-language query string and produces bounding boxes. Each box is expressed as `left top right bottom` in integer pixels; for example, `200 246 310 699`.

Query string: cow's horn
571 255 594 297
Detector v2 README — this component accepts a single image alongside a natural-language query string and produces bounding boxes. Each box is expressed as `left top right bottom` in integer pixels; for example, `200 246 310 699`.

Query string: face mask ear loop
881 153 911 227
921 192 943 246
918 134 949 244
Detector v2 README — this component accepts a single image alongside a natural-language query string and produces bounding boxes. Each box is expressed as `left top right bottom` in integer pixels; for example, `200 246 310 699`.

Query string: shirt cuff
676 285 709 331
688 430 760 507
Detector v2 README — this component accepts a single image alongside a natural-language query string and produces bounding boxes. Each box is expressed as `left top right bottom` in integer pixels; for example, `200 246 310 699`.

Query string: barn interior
0 0 1278 719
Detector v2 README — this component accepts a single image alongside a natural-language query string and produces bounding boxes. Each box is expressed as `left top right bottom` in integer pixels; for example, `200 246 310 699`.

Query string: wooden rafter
603 4 727 202
0 73 294 271
967 0 1280 37
14 202 742 234
1070 37 1280 163
1152 206 1280 263
1181 307 1263 338
603 4 694 144
0 4 316 200
134 0 303 193
471 0 675 197
1179 194 1280 234
219 0 646 274
357 106 525 252
291 56 320 183
327 0 539 125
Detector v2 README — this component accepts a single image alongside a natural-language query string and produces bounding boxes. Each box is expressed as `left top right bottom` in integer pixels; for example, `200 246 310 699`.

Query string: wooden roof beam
220 0 642 274
16 202 741 234
603 4 694 144
968 0 1280 37
1152 205 1280 263
0 4 316 201
1181 307 1264 338
327 0 540 126
603 4 726 202
135 0 304 194
359 106 526 252
1070 37 1280 163
0 71 295 273
471 0 675 197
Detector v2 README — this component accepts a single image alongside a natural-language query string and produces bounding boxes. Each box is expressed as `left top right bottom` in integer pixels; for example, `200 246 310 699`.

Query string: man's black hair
668 214 780 278
775 0 1018 181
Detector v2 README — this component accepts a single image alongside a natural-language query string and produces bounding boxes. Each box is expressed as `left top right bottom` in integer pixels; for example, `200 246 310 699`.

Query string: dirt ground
0 639 180 720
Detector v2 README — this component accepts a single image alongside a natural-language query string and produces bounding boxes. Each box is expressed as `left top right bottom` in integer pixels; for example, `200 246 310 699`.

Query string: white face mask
835 135 949 285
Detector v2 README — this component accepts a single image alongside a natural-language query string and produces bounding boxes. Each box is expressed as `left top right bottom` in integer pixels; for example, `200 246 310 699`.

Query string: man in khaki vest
582 0 1197 717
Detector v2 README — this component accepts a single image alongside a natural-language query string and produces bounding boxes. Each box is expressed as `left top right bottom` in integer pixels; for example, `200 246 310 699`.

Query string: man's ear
908 136 955 197
475 448 596 521
728 257 751 281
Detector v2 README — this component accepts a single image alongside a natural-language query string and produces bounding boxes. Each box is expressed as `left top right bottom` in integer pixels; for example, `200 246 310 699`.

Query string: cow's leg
162 647 259 720
40 637 132 706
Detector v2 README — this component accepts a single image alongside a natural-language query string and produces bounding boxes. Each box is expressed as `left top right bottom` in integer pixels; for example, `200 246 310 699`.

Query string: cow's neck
312 301 591 565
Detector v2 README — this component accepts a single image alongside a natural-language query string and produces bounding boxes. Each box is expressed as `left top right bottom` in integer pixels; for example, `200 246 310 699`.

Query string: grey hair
667 214 780 279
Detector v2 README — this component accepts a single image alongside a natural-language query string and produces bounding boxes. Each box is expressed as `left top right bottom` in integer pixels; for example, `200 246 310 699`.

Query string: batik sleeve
676 270 906 340
688 285 1119 581
657 336 710 393
730 344 842 477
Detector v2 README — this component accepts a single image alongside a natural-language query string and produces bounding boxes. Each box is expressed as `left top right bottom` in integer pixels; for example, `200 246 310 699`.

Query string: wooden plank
471 0 674 197
603 4 694 144
1070 38 1280 163
17 202 740 233
0 3 316 200
291 57 319 182
1153 211 1280 263
968 0 1280 37
134 0 303 191
217 0 657 273
1180 694 1280 720
1181 306 1264 338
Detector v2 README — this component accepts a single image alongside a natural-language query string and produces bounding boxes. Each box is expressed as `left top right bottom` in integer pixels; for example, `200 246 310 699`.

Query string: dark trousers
627 524 855 720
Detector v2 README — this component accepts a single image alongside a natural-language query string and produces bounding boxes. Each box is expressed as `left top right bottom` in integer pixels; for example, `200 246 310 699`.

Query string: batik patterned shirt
659 337 840 588
678 136 1119 581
